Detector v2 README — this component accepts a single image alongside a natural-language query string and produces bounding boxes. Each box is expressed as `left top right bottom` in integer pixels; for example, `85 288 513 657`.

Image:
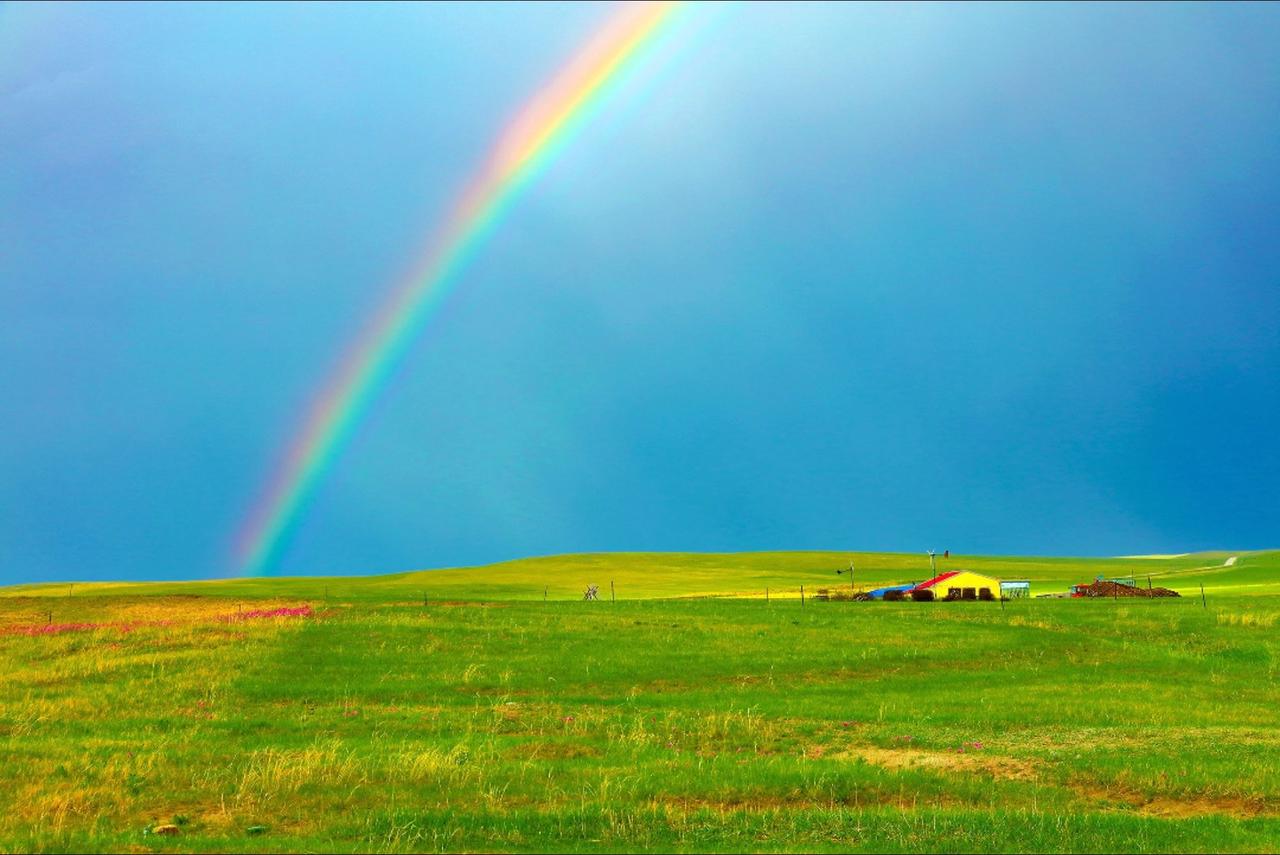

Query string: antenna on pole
836 559 856 592
927 550 936 574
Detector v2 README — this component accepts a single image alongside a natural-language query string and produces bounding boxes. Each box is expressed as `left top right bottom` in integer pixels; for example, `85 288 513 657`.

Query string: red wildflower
221 605 313 623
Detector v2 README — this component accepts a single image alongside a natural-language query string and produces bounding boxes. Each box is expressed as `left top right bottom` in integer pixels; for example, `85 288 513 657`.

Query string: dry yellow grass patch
1071 784 1278 819
1216 611 1277 628
845 745 1041 782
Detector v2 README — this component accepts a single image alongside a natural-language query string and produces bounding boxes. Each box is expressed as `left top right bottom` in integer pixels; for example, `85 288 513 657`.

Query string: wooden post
611 580 615 603
543 587 547 602
68 584 73 598
801 585 805 607
765 587 769 603
46 611 51 626
423 591 428 608
1201 583 1207 610
1147 576 1152 595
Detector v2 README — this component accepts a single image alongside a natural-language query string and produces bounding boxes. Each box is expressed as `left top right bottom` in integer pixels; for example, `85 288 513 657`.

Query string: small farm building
866 583 916 600
911 570 1001 601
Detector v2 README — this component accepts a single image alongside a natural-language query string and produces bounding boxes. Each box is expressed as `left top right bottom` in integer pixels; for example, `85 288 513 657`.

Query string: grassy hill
6 548 1278 602
2 550 1278 853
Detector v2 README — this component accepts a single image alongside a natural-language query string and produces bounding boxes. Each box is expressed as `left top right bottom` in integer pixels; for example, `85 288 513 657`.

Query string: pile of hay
1074 580 1180 598
813 588 874 602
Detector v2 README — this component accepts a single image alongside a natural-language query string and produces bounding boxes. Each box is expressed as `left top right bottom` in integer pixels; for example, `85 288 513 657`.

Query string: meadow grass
9 548 1277 603
1 550 1277 852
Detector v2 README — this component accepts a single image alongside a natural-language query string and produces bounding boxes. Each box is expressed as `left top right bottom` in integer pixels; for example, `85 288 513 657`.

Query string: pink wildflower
2 622 100 637
222 605 313 623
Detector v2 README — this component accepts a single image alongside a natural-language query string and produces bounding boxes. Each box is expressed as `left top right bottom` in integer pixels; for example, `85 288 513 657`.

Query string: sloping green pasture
7 548 1277 602
1 551 1277 852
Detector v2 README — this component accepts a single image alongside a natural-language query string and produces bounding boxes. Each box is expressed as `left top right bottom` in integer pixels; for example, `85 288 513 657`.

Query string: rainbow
235 2 688 575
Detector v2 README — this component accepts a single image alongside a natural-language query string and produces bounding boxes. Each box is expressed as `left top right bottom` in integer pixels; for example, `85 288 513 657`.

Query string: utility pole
837 560 856 594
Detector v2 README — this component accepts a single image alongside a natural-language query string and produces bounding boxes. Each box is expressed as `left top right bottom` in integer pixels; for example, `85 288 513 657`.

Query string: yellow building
911 570 1001 601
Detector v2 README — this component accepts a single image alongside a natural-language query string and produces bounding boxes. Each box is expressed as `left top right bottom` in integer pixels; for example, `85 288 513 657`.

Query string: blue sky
2 1 1278 583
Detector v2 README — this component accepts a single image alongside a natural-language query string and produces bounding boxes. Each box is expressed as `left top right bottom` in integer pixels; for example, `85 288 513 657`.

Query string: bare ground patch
844 745 1041 782
1072 784 1278 819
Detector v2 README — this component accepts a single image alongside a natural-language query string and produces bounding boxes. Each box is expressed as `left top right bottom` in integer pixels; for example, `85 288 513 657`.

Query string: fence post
801 585 805 607
1200 583 1207 610
765 587 769 604
611 580 615 603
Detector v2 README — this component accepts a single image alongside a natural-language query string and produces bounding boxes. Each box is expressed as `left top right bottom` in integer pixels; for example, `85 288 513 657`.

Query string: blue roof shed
867 583 916 600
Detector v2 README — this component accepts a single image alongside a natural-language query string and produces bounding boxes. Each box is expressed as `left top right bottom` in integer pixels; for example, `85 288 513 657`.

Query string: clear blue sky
3 2 1278 583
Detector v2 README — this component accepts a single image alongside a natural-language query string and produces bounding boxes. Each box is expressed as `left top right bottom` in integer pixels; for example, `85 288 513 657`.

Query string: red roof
911 570 963 591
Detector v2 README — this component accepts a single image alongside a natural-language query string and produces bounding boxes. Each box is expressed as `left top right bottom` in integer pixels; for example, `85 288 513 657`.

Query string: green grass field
3 550 1278 853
